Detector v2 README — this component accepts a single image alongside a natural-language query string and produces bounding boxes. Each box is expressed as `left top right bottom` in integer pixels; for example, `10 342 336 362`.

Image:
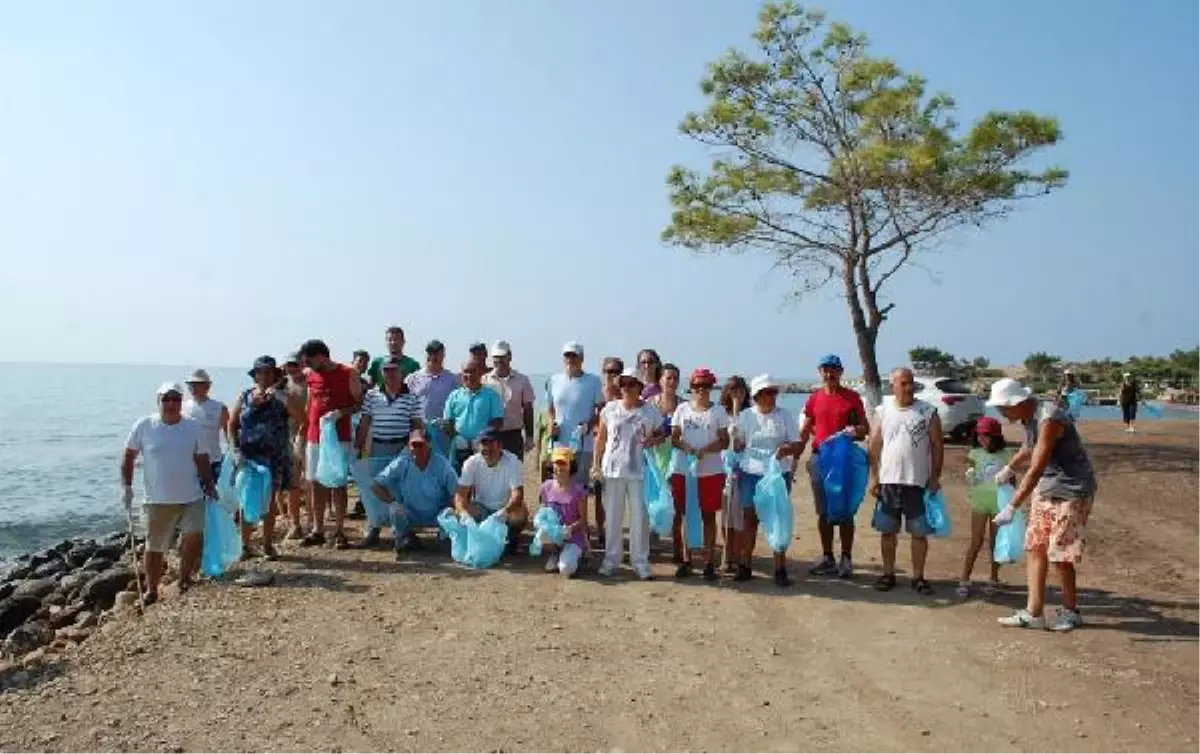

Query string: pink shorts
669 473 725 515
1025 495 1093 564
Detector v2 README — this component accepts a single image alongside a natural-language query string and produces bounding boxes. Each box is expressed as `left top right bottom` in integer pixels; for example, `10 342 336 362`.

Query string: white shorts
304 441 352 485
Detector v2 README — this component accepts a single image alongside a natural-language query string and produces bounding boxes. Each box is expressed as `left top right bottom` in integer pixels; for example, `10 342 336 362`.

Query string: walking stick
125 498 145 617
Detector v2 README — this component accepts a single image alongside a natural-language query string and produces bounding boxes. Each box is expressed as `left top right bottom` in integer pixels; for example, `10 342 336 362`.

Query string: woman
646 364 682 479
637 349 664 401
670 368 730 581
719 376 750 572
227 356 292 560
731 374 802 586
183 369 229 482
601 357 625 402
591 370 664 580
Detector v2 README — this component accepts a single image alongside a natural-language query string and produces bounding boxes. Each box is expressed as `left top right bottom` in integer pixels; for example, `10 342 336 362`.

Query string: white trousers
603 476 649 571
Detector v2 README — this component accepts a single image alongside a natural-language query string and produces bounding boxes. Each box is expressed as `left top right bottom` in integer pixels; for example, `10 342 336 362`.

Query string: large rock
4 564 32 581
55 572 91 600
65 543 99 569
48 602 85 629
0 596 42 639
0 582 14 602
12 578 58 600
80 556 114 573
78 566 134 611
32 560 69 580
52 539 74 555
92 543 126 562
27 549 59 570
2 621 53 657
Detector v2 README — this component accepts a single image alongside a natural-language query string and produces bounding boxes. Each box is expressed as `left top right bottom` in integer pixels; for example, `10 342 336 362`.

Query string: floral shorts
1024 495 1093 564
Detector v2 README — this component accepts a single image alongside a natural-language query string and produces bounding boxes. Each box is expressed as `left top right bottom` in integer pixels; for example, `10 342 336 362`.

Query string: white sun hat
750 373 783 398
156 381 184 397
618 367 643 385
986 378 1034 407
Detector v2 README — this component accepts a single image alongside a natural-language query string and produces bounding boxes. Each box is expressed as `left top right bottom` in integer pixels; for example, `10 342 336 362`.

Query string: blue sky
0 0 1195 378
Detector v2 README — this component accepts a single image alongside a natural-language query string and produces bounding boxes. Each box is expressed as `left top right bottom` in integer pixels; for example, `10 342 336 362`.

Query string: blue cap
478 428 502 443
817 354 843 370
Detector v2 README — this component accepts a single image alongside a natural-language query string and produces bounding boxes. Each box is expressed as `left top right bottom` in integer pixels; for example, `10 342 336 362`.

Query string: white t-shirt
459 450 523 511
598 400 663 479
125 415 205 505
548 372 605 453
671 402 730 477
874 399 938 486
183 397 225 460
736 406 799 475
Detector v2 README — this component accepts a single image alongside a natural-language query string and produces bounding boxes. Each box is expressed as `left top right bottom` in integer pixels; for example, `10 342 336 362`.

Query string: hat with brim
617 368 643 387
750 373 783 398
186 368 211 384
985 378 1034 408
248 355 279 378
550 447 574 464
689 367 717 388
157 381 184 397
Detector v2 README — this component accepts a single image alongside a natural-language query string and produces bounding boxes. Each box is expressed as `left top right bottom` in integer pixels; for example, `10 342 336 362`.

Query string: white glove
993 505 1016 526
122 485 134 510
993 465 1016 485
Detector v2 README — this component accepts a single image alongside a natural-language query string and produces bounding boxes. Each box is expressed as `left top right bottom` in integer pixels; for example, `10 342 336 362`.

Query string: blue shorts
737 470 793 510
871 484 932 537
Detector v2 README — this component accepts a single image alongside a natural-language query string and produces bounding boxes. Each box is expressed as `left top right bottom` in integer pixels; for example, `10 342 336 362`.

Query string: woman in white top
590 369 664 580
731 374 804 587
669 368 730 582
183 369 229 479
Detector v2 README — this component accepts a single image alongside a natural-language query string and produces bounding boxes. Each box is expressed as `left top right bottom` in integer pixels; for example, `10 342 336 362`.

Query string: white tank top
183 397 225 460
874 399 936 486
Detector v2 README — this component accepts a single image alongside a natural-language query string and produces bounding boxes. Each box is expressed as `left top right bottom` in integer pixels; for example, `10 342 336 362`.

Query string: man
281 354 310 538
182 368 229 482
867 368 943 595
406 339 460 423
355 356 423 547
371 430 458 559
299 339 363 549
455 428 528 554
443 361 504 471
367 326 421 388
121 382 216 606
467 341 491 374
483 340 536 460
799 354 870 578
1118 372 1140 433
547 341 605 486
352 350 372 389
988 378 1097 632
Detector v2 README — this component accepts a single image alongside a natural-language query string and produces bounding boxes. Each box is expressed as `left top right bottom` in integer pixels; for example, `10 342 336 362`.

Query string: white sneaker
544 555 559 573
1051 608 1083 632
634 566 654 581
998 609 1045 629
597 562 617 577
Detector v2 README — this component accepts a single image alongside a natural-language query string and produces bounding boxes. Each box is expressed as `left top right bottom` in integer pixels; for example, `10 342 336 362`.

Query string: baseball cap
284 352 301 366
381 356 405 370
490 340 512 357
478 427 502 443
817 354 843 370
156 381 184 397
468 341 487 353
425 339 446 354
185 368 211 384
617 368 644 386
550 447 574 464
975 416 1003 436
562 341 584 356
750 373 783 397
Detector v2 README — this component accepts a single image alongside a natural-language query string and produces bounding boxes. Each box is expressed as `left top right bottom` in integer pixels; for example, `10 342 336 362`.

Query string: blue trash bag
1065 389 1088 420
352 457 392 529
818 434 869 524
679 452 704 550
529 506 566 557
235 460 272 526
215 455 238 515
753 457 795 553
1141 401 1163 418
463 511 509 569
201 500 243 577
924 489 951 537
992 485 1026 564
644 450 674 537
437 508 469 562
316 416 349 487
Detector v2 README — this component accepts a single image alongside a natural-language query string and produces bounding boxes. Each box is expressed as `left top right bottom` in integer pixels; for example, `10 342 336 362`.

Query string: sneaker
702 563 718 582
998 609 1046 629
263 543 278 561
300 532 325 547
774 568 792 587
635 567 654 581
837 555 853 579
956 582 971 599
675 563 694 579
808 556 837 576
333 532 351 550
723 562 737 575
1051 608 1083 633
544 555 559 574
361 528 381 548
597 562 617 577
734 564 753 582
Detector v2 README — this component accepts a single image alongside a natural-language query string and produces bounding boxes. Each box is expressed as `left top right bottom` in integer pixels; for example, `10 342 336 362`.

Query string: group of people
119 328 1097 632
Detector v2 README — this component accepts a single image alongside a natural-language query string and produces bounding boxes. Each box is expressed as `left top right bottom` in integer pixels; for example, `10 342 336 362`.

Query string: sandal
873 573 897 592
912 578 935 596
955 582 971 599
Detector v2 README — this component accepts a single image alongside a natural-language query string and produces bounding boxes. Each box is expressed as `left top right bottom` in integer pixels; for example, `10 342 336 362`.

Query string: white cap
490 340 511 357
985 378 1034 408
156 381 184 397
618 368 643 385
562 341 584 356
185 368 211 383
750 373 783 398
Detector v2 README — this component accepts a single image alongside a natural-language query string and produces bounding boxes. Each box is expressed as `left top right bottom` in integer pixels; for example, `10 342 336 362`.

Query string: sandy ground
0 420 1196 752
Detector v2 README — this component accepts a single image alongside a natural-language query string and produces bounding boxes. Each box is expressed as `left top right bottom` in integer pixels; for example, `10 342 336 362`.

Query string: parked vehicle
867 375 986 443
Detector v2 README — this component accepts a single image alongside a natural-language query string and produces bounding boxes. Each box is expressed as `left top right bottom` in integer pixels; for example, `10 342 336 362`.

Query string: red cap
975 416 1002 436
690 368 717 387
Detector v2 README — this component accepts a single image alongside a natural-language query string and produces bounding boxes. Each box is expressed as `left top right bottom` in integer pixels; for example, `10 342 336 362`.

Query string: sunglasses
160 393 183 402
604 368 622 375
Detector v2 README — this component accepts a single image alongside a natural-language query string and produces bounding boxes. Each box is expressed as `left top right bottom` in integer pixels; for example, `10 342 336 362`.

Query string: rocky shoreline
0 532 146 672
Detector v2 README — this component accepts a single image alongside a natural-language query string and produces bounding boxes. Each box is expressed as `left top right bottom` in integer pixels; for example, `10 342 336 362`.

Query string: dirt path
0 421 1195 752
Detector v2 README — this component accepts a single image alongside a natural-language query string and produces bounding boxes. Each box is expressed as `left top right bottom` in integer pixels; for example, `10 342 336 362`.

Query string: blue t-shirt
443 386 504 441
548 372 605 453
374 452 459 518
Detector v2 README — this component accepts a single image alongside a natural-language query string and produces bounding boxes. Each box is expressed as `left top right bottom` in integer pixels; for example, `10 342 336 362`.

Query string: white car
869 375 986 442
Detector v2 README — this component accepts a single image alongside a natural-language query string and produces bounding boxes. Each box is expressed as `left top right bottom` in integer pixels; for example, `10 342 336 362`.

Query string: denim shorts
870 484 932 536
736 471 793 510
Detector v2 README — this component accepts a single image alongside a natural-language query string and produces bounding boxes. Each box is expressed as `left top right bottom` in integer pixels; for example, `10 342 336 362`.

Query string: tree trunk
854 324 883 411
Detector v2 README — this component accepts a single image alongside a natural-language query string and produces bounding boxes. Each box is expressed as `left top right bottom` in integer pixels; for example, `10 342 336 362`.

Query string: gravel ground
0 420 1195 752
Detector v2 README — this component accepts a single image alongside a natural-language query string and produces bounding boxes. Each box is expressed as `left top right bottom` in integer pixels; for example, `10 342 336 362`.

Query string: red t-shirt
804 387 866 449
306 364 356 442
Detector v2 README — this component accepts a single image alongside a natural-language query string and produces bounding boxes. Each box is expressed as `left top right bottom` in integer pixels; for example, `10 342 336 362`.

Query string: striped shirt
361 388 421 442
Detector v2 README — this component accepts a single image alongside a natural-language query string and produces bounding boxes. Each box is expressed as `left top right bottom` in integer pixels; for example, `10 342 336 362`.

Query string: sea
0 363 1193 561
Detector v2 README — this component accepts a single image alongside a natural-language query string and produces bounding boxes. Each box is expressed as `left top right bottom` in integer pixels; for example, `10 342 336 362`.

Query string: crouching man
454 428 528 556
370 430 458 560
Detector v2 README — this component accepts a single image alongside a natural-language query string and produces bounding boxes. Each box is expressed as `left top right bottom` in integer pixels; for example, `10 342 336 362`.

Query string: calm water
0 363 1192 561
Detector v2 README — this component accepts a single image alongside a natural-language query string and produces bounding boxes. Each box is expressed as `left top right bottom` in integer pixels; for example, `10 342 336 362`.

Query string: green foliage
1023 352 1060 380
663 1 1066 400
909 345 956 376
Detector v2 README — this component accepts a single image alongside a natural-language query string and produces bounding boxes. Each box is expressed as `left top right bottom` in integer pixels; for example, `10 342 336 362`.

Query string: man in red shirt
299 339 363 549
799 354 870 578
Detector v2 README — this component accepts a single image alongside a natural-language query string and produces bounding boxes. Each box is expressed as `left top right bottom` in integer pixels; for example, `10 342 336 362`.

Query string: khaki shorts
145 501 205 553
291 434 307 484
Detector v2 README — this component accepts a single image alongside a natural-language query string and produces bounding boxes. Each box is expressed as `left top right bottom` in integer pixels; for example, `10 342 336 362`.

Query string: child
957 416 1014 598
539 447 589 577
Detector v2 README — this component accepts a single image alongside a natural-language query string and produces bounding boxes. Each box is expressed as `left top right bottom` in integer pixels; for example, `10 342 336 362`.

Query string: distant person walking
988 378 1097 632
1118 372 1140 433
121 382 217 605
183 369 229 481
483 340 536 460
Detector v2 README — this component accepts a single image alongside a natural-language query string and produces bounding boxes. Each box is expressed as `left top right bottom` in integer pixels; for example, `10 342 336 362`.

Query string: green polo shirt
367 354 420 387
